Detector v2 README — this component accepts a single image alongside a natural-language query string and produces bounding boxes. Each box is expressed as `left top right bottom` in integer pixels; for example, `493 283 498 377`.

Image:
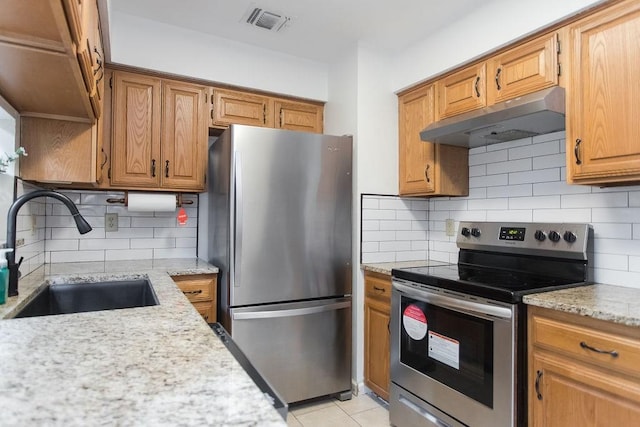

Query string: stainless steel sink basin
14 279 159 318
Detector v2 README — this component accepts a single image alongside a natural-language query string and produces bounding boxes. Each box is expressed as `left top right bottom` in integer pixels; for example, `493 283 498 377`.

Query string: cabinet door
111 71 162 187
487 33 559 104
399 84 436 195
437 63 486 119
530 353 640 427
161 81 207 190
274 100 323 133
567 1 640 184
211 88 272 127
75 0 103 120
364 298 390 401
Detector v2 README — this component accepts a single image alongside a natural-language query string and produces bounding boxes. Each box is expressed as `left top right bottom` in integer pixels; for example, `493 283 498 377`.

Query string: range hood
420 86 565 148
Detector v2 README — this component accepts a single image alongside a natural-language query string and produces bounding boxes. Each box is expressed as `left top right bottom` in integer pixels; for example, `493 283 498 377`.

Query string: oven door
390 280 517 427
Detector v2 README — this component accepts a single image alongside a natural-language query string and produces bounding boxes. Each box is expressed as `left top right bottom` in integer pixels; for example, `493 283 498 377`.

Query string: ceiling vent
244 7 291 32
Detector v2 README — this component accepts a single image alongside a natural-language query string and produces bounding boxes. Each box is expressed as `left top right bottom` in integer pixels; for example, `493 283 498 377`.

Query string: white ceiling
109 0 487 63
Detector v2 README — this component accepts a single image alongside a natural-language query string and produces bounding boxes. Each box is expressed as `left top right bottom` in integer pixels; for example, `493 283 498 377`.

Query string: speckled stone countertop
524 284 640 327
0 259 286 426
361 260 449 275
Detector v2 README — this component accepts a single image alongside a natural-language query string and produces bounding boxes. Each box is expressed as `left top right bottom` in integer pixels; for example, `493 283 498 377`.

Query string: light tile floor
287 393 390 427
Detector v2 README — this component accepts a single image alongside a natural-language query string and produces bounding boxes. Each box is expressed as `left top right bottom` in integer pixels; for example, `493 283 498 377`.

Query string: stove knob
461 227 471 237
534 230 546 241
563 231 577 243
471 228 481 238
548 231 561 242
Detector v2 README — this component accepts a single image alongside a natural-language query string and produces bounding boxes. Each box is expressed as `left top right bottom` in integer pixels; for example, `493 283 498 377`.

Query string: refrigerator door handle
232 300 351 320
234 151 243 288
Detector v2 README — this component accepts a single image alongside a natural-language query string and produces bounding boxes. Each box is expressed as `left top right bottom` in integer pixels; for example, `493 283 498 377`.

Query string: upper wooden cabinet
210 88 324 133
528 306 640 426
566 0 640 185
111 71 208 191
436 32 560 120
274 99 323 133
0 0 101 121
398 84 469 196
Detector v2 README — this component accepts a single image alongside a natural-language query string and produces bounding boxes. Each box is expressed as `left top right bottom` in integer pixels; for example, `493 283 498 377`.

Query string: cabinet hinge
204 173 207 184
109 76 112 89
558 63 561 77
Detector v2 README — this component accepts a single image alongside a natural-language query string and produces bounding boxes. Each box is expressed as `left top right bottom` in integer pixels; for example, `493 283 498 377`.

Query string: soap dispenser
0 249 12 305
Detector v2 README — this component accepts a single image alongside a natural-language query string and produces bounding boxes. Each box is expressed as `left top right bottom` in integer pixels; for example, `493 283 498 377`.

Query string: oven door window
400 295 493 408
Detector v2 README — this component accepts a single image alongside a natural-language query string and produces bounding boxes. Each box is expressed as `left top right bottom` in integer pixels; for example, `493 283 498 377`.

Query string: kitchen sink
14 279 159 318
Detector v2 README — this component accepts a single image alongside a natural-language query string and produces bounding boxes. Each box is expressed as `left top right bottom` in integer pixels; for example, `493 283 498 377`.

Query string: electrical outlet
16 238 25 247
445 219 455 237
105 213 118 232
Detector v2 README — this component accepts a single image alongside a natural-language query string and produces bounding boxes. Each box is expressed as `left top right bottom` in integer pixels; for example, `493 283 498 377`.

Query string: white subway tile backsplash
486 210 533 222
380 220 412 231
592 223 633 240
361 242 379 253
469 174 509 188
433 199 468 211
154 247 197 259
380 241 411 252
487 138 531 152
509 168 560 185
410 200 429 211
153 227 197 238
105 249 153 261
469 149 508 166
79 239 130 250
533 181 591 196
592 207 640 223
396 210 428 221
361 252 396 263
362 220 380 231
396 230 428 241
361 198 379 209
532 153 566 170
487 184 532 198
362 209 396 220
592 254 628 271
50 250 104 263
532 209 591 223
469 165 486 177
379 198 411 210
362 230 396 242
396 251 428 262
130 238 175 249
509 195 560 210
486 158 531 175
45 240 79 251
130 217 178 228
561 192 628 209
468 198 508 211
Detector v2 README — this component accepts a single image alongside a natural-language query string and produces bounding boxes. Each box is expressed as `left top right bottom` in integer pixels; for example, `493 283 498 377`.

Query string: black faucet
5 189 92 297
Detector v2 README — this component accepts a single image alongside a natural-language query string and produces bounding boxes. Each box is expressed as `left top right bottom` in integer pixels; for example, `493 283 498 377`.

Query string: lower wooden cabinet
364 271 392 401
171 273 217 323
528 306 640 426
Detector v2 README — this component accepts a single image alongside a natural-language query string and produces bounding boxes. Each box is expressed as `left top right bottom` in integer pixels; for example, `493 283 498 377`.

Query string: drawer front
364 272 391 303
531 312 640 377
172 274 216 302
193 301 214 323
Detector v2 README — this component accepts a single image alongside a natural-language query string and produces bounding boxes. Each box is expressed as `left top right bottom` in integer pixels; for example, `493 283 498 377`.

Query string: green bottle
0 249 12 305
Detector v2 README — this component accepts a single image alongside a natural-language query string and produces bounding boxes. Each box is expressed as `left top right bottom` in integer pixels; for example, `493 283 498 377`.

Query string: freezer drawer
230 297 352 403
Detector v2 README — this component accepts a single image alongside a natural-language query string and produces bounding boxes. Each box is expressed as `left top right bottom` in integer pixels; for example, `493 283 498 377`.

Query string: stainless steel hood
420 86 565 148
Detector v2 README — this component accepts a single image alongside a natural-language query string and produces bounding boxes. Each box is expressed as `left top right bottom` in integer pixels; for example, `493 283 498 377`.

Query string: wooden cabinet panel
488 33 559 104
0 0 65 48
566 1 640 184
274 100 323 133
172 274 217 323
398 84 469 196
212 88 272 128
161 81 207 190
20 117 97 183
528 306 640 426
364 271 391 401
111 71 162 187
437 63 486 119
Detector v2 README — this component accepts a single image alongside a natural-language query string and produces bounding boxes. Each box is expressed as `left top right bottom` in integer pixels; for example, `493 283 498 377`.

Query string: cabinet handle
373 286 385 293
210 109 214 120
151 159 156 177
165 160 170 178
535 370 543 400
279 108 283 127
424 164 431 183
580 341 618 358
183 289 203 295
474 76 481 98
93 47 103 71
263 105 267 124
100 148 108 169
495 68 502 90
574 139 582 165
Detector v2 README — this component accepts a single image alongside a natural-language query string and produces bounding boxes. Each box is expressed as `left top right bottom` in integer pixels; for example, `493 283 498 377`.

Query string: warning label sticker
402 304 427 340
428 331 460 370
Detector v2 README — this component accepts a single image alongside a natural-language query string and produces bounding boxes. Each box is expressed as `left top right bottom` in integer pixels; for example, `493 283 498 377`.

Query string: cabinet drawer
172 274 216 303
531 310 640 378
193 301 215 323
364 271 391 303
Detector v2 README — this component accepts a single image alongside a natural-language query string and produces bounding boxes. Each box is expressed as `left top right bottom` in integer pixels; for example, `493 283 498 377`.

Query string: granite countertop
361 260 449 275
0 259 286 426
524 283 640 328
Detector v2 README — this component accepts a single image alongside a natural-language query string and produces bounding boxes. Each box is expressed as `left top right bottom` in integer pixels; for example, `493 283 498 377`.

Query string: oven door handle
394 282 513 320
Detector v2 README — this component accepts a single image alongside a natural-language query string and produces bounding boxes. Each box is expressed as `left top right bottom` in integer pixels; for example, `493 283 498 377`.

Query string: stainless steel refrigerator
208 124 352 404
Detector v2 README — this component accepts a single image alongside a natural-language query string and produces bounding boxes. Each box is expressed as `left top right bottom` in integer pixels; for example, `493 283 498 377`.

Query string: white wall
391 0 604 91
110 11 329 101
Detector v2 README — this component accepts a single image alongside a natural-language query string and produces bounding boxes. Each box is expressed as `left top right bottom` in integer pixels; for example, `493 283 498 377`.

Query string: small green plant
0 146 27 173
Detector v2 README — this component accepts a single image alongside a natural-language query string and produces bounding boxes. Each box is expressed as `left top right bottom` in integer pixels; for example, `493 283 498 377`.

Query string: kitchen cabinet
528 306 640 426
364 271 392 401
209 88 324 133
436 32 560 119
398 83 469 196
274 99 323 133
111 70 208 191
171 274 217 323
566 0 640 185
0 0 100 121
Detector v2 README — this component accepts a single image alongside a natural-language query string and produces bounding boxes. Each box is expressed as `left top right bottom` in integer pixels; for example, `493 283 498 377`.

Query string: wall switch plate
105 213 118 232
445 219 455 237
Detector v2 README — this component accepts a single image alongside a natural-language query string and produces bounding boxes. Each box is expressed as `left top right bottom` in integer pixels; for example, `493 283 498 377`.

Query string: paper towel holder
106 191 194 207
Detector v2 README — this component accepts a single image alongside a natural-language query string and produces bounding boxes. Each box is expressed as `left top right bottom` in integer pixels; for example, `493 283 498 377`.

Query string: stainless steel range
390 222 593 427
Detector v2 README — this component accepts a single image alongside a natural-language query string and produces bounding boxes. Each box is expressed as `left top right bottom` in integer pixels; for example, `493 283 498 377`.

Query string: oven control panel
457 221 592 260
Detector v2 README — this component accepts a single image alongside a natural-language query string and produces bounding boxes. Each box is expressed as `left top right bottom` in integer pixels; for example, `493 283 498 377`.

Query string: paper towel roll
128 193 176 212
